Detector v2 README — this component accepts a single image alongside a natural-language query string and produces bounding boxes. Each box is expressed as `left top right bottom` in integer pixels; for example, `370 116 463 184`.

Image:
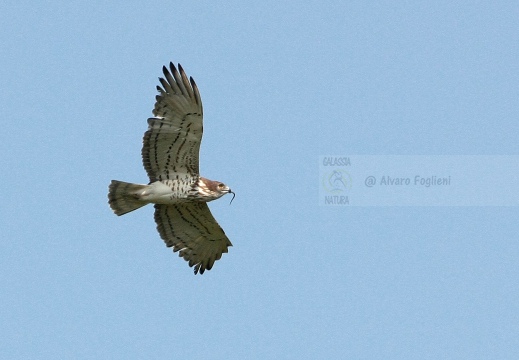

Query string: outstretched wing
154 203 232 274
142 62 203 182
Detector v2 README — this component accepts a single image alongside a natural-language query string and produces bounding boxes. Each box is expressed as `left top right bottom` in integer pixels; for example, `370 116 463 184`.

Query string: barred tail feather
108 180 148 216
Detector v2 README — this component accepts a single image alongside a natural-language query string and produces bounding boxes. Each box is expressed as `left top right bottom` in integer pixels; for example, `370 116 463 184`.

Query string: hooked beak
228 190 235 204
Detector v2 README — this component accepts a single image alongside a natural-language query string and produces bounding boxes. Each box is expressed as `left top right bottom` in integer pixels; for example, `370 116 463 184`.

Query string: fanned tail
108 180 148 216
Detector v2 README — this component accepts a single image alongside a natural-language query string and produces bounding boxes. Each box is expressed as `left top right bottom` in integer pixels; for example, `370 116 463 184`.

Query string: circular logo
322 169 352 193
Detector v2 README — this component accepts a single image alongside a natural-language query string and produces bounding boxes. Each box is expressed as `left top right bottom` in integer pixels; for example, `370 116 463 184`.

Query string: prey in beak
229 190 235 204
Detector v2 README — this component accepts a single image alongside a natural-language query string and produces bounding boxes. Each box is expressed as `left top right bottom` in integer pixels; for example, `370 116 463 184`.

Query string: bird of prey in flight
108 62 234 274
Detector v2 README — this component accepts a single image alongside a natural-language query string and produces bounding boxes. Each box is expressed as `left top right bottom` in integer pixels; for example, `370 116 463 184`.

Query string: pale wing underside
154 203 232 274
142 63 203 182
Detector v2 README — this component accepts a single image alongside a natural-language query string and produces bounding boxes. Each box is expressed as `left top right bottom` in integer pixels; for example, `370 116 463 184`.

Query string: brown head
197 177 235 202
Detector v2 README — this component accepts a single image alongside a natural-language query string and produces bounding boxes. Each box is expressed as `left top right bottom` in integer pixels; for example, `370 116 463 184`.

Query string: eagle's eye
218 183 225 189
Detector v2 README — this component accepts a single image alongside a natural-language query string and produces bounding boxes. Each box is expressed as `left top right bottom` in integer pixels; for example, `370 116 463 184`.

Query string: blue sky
1 1 518 358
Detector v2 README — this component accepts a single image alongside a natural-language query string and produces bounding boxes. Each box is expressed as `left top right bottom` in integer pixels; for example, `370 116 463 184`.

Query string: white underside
138 181 193 204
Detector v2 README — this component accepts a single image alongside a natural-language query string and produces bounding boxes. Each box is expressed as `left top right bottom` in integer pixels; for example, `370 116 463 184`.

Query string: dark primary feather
154 203 233 274
142 63 204 182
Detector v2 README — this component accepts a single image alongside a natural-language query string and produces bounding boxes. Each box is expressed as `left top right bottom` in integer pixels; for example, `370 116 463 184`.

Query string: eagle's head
197 177 235 202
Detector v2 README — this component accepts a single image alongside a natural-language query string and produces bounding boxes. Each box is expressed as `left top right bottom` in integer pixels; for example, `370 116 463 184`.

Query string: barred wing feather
154 203 232 274
142 63 203 182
